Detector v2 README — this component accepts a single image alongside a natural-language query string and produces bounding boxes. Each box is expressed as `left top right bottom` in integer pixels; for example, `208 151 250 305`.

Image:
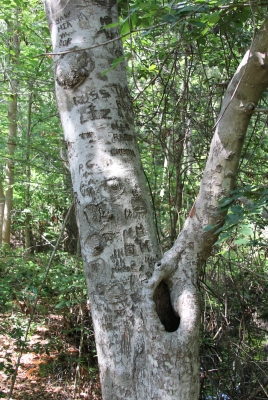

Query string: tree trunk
2 18 20 245
2 93 18 245
24 93 33 253
44 2 268 398
0 180 5 244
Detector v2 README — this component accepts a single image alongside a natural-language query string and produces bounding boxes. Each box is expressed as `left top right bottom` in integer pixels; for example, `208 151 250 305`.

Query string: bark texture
44 1 268 398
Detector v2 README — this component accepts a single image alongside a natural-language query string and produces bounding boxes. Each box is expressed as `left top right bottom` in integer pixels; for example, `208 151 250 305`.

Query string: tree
2 11 20 245
44 0 268 398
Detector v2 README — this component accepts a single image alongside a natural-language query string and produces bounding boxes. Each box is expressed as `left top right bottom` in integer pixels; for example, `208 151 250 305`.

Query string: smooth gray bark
44 2 268 398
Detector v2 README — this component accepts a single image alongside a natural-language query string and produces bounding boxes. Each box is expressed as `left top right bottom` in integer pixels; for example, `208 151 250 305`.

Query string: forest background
0 0 268 399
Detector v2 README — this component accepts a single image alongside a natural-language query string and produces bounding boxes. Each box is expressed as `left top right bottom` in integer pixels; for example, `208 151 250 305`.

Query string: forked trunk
44 2 268 398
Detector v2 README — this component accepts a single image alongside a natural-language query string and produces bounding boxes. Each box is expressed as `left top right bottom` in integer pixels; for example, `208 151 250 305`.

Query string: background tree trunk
0 180 4 244
44 1 268 398
2 93 18 245
24 93 33 253
2 16 20 245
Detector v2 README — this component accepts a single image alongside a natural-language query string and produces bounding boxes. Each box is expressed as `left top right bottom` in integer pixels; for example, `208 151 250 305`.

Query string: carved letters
84 231 117 257
123 223 150 257
124 209 133 220
111 121 130 133
110 248 126 268
74 90 98 105
99 16 117 40
58 20 72 31
100 89 111 98
55 11 71 25
131 194 147 214
84 203 114 227
80 104 111 123
56 16 73 47
110 148 135 158
79 131 94 139
113 133 134 142
54 7 152 283
80 181 97 202
110 84 134 121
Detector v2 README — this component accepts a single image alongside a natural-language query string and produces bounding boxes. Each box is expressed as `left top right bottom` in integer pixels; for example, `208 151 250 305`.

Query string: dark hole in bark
153 281 180 332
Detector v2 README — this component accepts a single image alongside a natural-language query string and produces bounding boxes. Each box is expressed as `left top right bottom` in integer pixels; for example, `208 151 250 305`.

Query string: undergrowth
0 248 101 399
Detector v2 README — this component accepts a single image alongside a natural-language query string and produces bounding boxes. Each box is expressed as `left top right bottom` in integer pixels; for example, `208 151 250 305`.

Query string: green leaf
162 14 178 23
226 213 240 224
234 238 250 245
102 22 120 29
120 20 130 36
148 64 157 72
237 224 254 236
218 197 233 209
214 226 226 235
102 53 131 76
215 232 229 245
206 13 220 26
203 224 217 232
188 19 206 28
55 301 65 309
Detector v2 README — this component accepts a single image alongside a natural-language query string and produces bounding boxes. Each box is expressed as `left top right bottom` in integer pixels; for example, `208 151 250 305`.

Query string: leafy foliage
204 186 268 249
0 249 99 396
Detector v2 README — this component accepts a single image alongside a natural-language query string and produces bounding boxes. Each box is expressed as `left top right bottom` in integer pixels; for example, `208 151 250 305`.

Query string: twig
36 23 166 57
253 107 268 114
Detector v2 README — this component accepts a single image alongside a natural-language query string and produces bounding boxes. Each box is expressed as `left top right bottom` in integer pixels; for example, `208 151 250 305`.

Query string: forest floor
0 311 102 399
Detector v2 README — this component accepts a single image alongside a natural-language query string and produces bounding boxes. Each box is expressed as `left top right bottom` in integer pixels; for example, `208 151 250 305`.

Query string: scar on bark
153 281 180 332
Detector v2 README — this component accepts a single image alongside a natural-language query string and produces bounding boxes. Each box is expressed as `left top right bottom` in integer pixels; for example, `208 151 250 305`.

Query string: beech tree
44 1 268 398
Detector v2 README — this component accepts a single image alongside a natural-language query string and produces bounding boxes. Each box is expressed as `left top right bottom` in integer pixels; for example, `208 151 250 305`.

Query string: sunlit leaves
102 52 131 75
205 186 268 248
118 0 256 50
